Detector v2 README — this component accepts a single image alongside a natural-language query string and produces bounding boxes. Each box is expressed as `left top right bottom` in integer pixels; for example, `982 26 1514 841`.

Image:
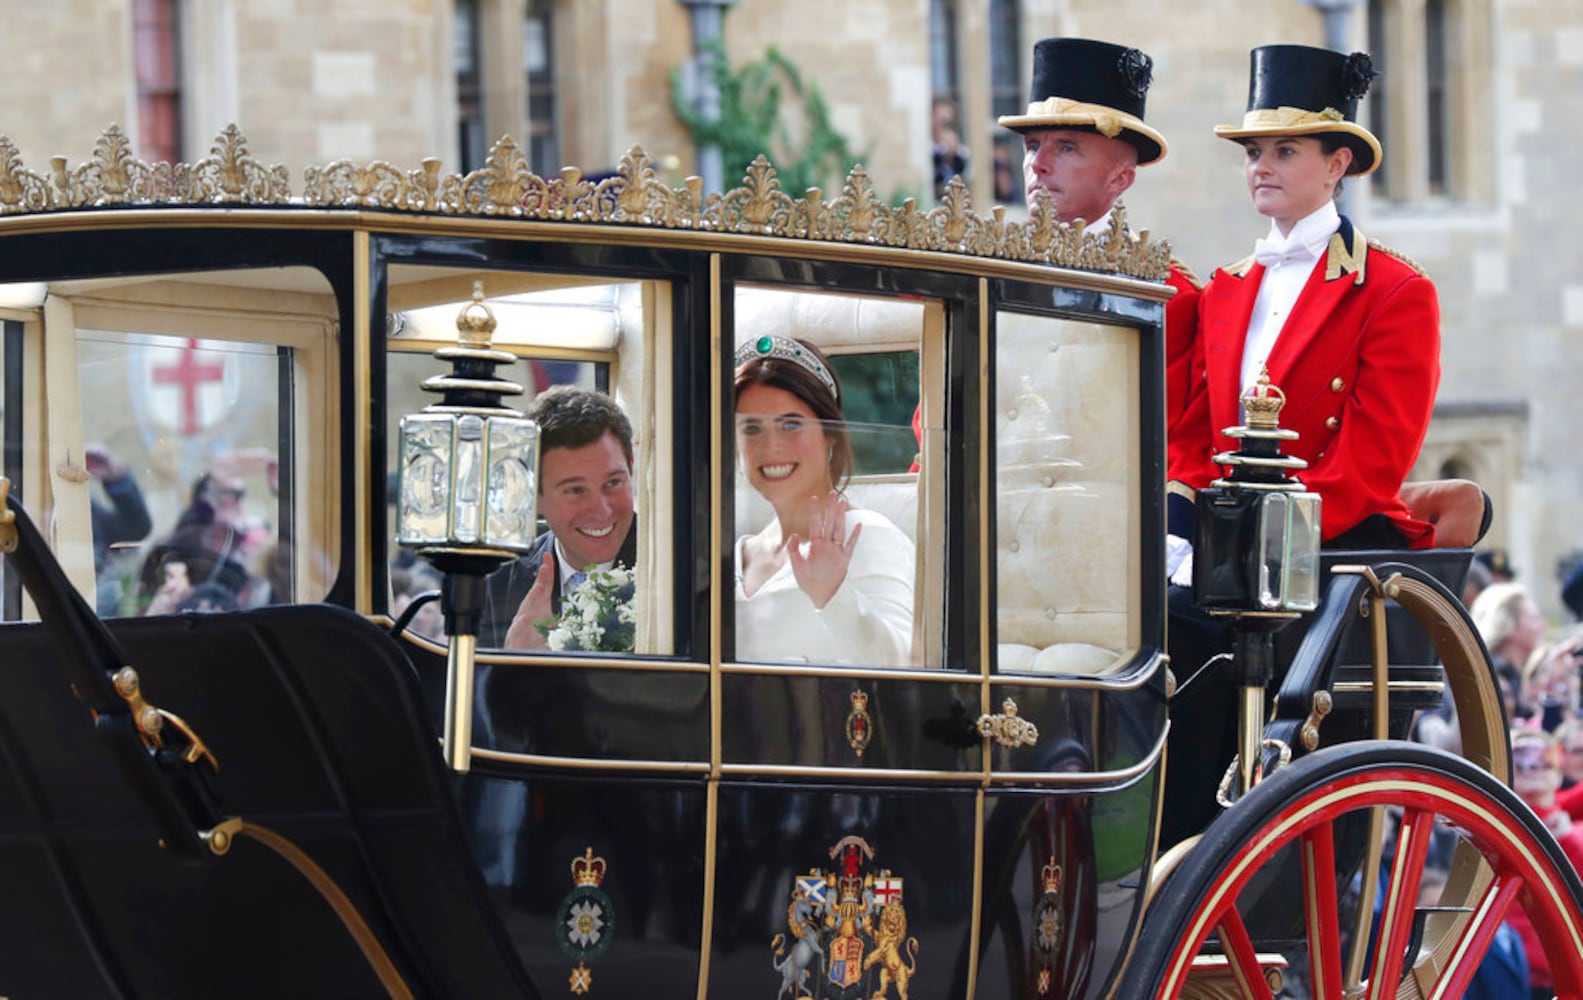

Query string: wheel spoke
1214 905 1275 1000
1301 819 1344 999
1345 805 1386 989
1367 806 1435 999
1419 873 1521 1000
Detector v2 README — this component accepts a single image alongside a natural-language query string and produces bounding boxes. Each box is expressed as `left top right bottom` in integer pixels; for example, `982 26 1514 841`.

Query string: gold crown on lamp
455 280 498 348
1041 858 1062 894
572 847 608 887
1241 368 1288 431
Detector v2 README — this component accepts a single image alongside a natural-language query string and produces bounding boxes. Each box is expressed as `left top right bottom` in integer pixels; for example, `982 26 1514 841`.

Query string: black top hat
1214 45 1382 176
998 38 1167 166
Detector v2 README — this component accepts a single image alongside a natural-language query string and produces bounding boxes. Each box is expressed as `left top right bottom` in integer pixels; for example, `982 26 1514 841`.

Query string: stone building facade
2 0 1580 615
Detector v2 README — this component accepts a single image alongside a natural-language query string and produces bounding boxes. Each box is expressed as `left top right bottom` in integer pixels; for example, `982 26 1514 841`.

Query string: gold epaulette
1168 256 1204 289
1366 239 1428 278
1222 254 1256 278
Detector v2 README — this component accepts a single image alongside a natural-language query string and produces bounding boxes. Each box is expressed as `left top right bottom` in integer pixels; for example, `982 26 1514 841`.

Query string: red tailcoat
1164 261 1202 432
1167 218 1440 547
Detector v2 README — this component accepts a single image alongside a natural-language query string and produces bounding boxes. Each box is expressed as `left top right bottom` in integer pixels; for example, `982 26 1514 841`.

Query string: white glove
1166 534 1194 587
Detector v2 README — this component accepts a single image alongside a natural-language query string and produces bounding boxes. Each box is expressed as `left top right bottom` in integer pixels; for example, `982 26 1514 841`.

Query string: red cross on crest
148 339 231 435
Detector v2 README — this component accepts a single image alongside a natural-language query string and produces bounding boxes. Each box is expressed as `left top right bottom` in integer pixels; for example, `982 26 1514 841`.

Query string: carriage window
69 267 338 618
731 285 939 669
384 269 672 657
994 312 1140 674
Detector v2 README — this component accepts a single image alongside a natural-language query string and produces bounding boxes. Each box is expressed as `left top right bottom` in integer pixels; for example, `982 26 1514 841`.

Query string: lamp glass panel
398 413 455 545
1285 492 1322 612
485 417 539 547
1257 492 1290 610
451 415 484 543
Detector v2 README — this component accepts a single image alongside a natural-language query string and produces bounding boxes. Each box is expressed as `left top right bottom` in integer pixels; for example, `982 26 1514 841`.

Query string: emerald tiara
733 335 838 400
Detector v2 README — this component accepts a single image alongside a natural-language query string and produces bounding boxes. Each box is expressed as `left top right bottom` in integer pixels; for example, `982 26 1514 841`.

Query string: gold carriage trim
0 126 1174 282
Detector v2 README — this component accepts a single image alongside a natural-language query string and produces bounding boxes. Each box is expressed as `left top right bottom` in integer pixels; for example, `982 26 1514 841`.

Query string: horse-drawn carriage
0 126 1577 998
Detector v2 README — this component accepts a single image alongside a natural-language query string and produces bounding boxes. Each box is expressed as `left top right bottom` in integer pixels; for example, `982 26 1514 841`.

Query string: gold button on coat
1326 416 1339 430
1330 377 1344 392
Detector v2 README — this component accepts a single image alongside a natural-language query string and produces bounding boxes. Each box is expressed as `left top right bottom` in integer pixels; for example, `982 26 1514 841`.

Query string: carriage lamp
1192 370 1321 800
1192 372 1321 615
396 281 539 772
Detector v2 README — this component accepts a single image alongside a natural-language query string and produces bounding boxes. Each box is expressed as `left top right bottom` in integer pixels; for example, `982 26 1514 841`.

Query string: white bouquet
538 564 637 653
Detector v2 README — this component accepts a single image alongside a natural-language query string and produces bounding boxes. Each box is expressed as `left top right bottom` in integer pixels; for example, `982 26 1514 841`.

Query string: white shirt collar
1253 201 1339 265
553 537 615 590
1084 207 1116 237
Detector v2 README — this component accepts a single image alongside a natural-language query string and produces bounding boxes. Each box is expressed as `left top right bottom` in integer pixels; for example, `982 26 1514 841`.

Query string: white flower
539 562 637 652
566 900 604 948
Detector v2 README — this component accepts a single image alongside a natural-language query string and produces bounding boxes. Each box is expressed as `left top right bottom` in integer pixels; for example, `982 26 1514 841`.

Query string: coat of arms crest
770 835 920 999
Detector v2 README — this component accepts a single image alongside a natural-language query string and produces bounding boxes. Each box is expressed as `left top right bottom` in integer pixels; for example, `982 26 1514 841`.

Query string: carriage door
974 283 1170 1000
707 267 986 1000
380 250 713 998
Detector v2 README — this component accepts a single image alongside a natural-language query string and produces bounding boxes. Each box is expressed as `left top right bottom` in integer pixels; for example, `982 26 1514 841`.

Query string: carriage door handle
977 698 1040 748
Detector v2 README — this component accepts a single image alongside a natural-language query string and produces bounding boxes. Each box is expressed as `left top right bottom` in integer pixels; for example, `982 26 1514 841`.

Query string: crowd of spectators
1411 548 1583 998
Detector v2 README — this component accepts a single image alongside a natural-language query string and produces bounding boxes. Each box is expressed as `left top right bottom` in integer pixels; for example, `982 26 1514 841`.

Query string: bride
732 335 915 667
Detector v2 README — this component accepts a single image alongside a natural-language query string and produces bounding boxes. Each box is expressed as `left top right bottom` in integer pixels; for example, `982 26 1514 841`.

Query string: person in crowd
998 37 1201 429
1507 727 1583 1000
1522 627 1583 730
1556 717 1583 794
1562 560 1583 623
1462 555 1495 609
480 385 637 650
1472 581 1548 720
1556 716 1583 824
733 335 915 666
86 443 153 615
931 96 969 200
1476 548 1516 586
138 470 258 614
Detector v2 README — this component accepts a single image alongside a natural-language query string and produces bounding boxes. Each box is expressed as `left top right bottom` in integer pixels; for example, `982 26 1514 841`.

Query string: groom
480 385 638 650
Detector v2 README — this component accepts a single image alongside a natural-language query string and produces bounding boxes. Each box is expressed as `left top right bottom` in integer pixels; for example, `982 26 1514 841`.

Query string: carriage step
1327 663 1445 712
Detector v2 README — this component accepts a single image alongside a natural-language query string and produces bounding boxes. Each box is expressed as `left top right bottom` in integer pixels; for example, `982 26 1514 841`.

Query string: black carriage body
0 137 1182 999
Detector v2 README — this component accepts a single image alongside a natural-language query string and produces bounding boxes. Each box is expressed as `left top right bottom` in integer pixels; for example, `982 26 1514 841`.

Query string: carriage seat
1401 478 1492 550
992 313 1138 675
0 604 537 999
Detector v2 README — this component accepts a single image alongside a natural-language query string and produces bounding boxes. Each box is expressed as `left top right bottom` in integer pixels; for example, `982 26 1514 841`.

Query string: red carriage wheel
1120 742 1583 999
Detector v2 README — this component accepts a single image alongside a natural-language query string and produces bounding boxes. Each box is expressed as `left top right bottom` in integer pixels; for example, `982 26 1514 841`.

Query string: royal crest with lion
769 836 921 999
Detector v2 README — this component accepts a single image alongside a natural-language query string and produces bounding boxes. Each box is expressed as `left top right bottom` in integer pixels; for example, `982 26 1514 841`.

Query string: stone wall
2 0 1580 614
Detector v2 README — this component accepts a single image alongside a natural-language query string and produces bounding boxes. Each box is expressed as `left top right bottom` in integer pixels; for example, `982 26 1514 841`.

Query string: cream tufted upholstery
994 313 1140 674
734 287 924 352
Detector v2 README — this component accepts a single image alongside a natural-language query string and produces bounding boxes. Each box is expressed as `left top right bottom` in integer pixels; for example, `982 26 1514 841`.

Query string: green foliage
671 41 867 196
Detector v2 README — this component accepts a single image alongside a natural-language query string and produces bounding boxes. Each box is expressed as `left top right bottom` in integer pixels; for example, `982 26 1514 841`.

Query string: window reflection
79 334 286 616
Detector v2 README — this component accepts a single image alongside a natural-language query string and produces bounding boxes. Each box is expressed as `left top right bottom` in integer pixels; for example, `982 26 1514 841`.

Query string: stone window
132 0 183 163
930 0 1024 205
525 0 559 176
1367 0 1493 204
455 0 487 172
988 0 1022 204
